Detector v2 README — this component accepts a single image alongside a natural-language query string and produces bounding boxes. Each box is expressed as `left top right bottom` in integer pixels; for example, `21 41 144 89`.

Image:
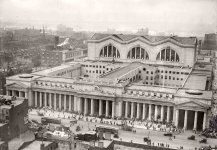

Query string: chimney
40 143 45 150
54 36 59 48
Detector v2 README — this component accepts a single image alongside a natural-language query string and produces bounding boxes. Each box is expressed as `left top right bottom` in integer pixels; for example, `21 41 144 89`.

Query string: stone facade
5 33 212 131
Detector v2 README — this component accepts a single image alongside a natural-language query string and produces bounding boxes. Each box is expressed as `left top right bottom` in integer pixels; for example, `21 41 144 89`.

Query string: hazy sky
0 0 217 35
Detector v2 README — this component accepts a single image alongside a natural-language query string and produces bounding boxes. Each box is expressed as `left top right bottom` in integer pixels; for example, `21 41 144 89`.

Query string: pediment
6 82 28 89
176 100 210 110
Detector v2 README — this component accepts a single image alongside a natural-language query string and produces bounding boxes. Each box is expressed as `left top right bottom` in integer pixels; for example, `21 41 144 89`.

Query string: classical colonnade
6 90 207 130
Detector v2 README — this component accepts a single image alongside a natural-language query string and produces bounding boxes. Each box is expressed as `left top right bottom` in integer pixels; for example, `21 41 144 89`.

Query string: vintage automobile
199 138 207 143
113 133 119 138
188 135 195 140
144 137 151 143
163 132 173 136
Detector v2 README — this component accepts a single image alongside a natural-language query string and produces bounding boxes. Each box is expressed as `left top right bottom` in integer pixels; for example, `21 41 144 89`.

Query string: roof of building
127 84 177 93
20 140 53 150
184 75 207 90
90 33 196 45
176 89 212 100
0 95 25 109
31 63 79 76
102 62 142 79
6 74 41 82
81 140 113 148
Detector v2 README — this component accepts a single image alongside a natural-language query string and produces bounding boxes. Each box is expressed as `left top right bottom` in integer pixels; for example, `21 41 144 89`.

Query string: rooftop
184 75 207 90
176 89 212 100
102 62 142 79
90 33 196 46
81 140 113 148
21 140 53 150
0 95 25 109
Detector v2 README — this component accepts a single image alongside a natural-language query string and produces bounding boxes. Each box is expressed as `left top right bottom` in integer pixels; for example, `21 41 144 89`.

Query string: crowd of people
29 107 177 133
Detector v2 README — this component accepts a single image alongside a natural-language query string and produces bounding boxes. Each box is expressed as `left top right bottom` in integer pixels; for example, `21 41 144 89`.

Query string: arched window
127 46 149 60
156 47 179 62
99 44 120 58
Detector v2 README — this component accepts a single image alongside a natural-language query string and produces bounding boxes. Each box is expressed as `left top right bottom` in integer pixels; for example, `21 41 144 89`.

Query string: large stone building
5 33 213 131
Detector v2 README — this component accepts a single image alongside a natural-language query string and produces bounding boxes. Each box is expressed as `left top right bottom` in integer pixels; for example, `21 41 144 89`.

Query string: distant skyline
0 0 217 36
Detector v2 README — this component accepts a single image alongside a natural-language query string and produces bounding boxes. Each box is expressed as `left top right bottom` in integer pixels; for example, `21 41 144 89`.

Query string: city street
28 111 217 150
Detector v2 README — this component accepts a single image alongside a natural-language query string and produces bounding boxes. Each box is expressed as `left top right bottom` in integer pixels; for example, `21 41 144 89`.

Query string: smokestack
54 36 59 48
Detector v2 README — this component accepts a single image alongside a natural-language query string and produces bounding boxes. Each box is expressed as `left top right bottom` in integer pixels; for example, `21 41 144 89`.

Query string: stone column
193 111 198 130
106 100 109 117
142 103 146 120
167 106 170 122
136 103 140 119
148 104 152 120
6 90 9 96
25 92 27 98
35 91 38 107
49 93 52 108
131 102 134 118
44 92 47 107
74 96 77 112
154 105 158 121
19 91 22 97
161 105 164 122
112 101 115 118
64 95 67 110
203 112 207 130
84 98 88 115
69 95 72 111
77 97 82 113
59 94 62 110
91 99 94 115
99 100 102 116
54 93 57 110
39 92 42 107
175 109 179 127
184 110 188 129
125 101 128 118
12 90 16 96
118 101 122 117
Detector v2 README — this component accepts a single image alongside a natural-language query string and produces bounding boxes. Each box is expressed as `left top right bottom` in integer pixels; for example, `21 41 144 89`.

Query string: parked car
113 133 119 138
188 135 195 140
144 137 151 143
164 132 172 136
199 138 207 143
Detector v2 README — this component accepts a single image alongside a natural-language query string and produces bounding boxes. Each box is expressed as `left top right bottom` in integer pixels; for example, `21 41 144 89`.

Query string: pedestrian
174 135 175 139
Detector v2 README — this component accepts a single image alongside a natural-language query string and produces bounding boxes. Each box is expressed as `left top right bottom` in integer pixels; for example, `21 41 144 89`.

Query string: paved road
28 113 217 150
